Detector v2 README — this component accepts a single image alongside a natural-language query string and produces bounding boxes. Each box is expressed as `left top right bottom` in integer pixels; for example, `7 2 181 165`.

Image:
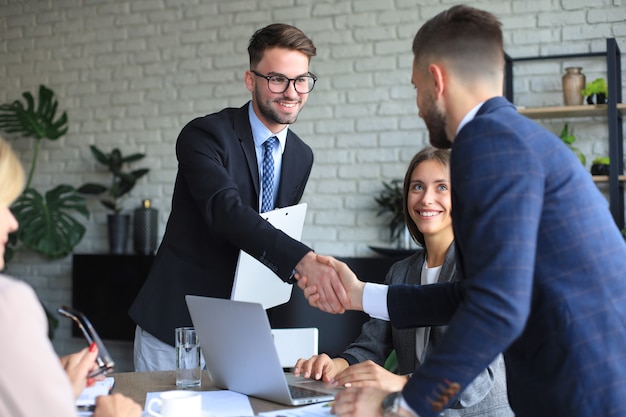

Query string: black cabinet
72 254 153 341
72 253 408 351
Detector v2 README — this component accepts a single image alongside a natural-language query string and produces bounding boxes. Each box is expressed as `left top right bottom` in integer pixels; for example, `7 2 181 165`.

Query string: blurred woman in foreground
0 137 141 417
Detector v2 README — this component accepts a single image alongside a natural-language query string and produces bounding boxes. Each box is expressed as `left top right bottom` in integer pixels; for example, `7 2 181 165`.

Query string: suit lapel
234 103 261 199
275 130 298 208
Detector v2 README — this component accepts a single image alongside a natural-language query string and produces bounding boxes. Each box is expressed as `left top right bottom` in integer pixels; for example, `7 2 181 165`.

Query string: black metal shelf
505 38 624 229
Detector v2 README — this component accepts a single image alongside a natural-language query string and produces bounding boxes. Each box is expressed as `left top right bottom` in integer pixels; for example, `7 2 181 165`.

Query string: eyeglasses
58 305 115 378
251 70 317 94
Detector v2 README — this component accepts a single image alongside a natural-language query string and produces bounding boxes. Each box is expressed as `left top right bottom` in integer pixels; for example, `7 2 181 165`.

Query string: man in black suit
129 23 349 371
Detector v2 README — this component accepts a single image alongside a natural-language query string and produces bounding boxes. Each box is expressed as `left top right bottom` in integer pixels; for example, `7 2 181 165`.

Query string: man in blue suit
302 5 626 417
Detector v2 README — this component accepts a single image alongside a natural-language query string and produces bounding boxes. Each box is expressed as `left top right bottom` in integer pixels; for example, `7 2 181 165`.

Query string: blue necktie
261 137 277 213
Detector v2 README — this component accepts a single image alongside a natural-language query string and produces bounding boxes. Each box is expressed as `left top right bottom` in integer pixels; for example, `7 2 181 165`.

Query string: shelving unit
505 38 624 229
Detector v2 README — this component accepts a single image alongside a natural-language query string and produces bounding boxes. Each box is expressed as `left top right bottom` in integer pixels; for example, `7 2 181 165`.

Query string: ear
428 64 446 100
244 70 255 93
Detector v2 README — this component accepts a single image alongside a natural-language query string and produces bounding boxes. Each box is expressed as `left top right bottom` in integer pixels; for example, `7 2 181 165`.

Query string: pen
323 401 335 407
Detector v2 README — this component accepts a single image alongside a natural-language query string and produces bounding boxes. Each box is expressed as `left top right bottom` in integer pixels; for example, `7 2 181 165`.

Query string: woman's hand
59 343 100 398
333 360 409 392
293 354 349 383
93 393 142 417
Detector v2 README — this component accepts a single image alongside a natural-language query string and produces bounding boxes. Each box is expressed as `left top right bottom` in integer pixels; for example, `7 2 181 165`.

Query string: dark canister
133 199 158 255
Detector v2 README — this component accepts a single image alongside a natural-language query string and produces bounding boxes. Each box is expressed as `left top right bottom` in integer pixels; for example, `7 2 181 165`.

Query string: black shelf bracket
504 39 624 229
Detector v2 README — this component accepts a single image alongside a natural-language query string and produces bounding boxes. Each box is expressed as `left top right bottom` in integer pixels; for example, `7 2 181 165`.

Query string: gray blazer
339 244 513 416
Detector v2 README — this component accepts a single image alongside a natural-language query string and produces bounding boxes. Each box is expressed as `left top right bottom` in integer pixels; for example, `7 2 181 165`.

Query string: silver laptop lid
185 295 335 405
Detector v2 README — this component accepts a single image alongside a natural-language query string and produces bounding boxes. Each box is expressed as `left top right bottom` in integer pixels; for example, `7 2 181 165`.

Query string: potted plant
0 85 92 338
581 77 608 105
590 156 610 176
0 85 90 261
559 123 586 166
78 145 150 254
374 179 409 248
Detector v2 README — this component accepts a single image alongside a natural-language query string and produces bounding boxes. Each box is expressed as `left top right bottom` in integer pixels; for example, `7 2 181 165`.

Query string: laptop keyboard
289 384 329 399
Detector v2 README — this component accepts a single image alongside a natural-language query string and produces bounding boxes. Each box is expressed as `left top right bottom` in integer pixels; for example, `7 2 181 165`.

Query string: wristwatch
381 391 403 417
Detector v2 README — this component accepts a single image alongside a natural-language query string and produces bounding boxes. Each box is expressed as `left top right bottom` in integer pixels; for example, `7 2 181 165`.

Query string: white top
0 274 78 417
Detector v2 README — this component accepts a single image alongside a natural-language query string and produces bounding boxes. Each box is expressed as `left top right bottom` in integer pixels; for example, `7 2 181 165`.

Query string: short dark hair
412 5 503 77
402 146 451 247
248 23 317 69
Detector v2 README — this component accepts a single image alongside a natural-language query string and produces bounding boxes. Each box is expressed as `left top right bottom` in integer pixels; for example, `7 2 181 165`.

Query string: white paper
144 390 254 417
76 377 115 416
231 203 307 309
259 401 335 417
76 377 115 406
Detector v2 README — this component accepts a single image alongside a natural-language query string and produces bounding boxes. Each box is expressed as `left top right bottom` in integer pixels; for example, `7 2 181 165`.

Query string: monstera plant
0 85 89 262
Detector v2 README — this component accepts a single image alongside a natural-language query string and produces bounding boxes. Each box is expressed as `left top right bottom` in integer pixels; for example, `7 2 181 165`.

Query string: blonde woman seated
0 138 141 417
294 147 512 416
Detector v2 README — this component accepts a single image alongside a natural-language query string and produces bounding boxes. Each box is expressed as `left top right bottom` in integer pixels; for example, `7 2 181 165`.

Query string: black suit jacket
129 103 314 345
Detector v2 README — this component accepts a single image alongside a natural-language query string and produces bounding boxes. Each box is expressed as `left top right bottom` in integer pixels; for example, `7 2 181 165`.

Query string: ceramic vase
562 67 585 106
133 199 158 255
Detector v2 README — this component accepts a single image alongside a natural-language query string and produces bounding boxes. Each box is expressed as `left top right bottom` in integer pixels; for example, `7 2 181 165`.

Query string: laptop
186 295 341 406
231 203 307 309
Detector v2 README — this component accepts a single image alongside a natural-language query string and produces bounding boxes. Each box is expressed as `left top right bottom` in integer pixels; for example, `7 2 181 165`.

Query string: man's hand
331 386 389 417
300 255 365 312
333 360 409 392
295 251 350 313
332 387 415 417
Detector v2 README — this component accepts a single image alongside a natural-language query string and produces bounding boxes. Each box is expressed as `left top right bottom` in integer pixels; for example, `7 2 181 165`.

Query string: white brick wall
1 0 625 371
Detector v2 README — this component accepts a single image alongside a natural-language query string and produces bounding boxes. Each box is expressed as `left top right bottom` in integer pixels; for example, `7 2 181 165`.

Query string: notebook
185 295 341 406
231 203 307 309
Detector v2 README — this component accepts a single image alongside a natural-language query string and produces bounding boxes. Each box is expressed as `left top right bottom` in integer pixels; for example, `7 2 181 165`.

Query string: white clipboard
230 203 307 309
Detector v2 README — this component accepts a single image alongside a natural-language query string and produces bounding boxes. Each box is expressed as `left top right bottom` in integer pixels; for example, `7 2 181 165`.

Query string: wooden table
111 370 291 414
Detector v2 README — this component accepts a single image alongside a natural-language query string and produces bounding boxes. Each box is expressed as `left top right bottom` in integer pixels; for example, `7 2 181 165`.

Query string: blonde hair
0 137 25 206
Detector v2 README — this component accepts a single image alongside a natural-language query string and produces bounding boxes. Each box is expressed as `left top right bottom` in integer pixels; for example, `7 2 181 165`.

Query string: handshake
294 252 367 314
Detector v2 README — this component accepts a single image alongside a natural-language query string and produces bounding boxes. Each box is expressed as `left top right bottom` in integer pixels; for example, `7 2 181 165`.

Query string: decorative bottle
562 67 585 106
133 199 158 255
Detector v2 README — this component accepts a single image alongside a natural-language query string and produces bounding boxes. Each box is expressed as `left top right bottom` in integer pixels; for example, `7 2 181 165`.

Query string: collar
455 101 485 136
248 102 287 154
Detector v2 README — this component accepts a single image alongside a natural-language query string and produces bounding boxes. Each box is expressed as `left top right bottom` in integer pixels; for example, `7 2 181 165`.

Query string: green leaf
77 183 108 194
0 85 68 141
131 168 150 181
122 153 146 163
89 145 110 166
375 179 405 242
80 145 150 213
593 156 610 165
10 185 89 258
100 200 118 212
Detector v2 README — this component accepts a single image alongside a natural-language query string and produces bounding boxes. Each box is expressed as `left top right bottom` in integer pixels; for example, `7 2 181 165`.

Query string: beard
422 92 452 149
253 88 301 126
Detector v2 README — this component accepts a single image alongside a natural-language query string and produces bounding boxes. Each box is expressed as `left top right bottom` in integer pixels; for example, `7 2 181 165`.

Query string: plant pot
586 93 608 105
591 163 610 176
107 213 130 254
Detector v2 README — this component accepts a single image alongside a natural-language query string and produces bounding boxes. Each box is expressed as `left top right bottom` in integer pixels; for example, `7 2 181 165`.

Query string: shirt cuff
362 282 390 321
400 395 419 417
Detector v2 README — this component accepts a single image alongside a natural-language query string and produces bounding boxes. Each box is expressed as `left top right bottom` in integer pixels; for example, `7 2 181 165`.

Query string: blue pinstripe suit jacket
389 97 626 417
